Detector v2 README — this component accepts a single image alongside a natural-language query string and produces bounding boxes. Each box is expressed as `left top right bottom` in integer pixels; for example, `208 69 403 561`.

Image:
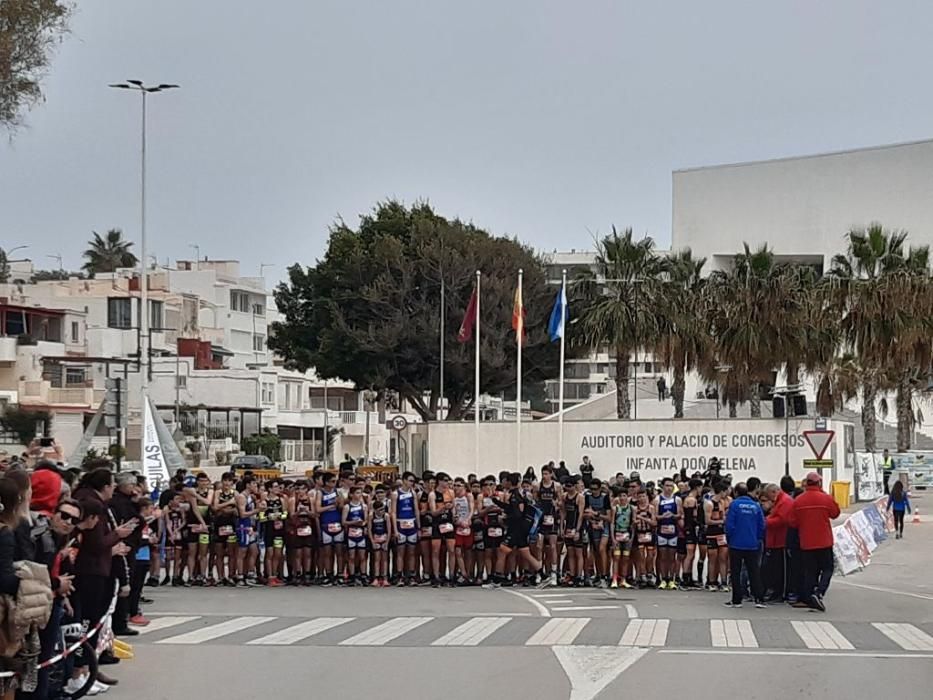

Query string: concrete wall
426 417 853 487
672 139 933 271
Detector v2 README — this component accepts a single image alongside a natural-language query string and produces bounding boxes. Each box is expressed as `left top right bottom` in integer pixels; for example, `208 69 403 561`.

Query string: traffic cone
912 507 921 524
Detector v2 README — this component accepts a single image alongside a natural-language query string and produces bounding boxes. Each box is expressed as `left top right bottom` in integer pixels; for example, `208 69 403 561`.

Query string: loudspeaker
792 395 807 416
772 396 785 418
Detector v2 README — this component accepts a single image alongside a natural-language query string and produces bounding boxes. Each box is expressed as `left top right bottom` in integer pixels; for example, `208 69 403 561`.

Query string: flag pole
558 269 567 462
439 276 445 421
474 270 481 475
516 268 523 473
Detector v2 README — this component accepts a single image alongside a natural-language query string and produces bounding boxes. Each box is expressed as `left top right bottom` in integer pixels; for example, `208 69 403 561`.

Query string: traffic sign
814 416 827 430
803 459 833 469
389 415 408 432
803 430 834 459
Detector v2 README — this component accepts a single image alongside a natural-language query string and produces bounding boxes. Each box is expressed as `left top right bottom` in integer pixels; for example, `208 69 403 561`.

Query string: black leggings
893 510 905 534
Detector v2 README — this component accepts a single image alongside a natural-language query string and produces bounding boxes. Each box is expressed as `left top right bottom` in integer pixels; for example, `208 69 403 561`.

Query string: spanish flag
512 282 525 346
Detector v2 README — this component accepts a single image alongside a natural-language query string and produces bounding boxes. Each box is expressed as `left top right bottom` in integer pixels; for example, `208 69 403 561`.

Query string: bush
241 430 281 461
0 406 51 445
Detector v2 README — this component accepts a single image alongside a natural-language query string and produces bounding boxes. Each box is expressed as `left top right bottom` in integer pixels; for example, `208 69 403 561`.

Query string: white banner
143 398 169 484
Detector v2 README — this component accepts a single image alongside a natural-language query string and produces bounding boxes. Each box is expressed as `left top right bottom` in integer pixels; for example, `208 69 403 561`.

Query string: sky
2 0 932 283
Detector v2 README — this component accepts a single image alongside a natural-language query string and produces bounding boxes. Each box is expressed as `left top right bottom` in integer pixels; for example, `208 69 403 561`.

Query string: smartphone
39 437 54 448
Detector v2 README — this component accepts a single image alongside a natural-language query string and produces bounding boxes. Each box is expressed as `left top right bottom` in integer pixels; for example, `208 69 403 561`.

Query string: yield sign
803 430 835 460
552 646 648 700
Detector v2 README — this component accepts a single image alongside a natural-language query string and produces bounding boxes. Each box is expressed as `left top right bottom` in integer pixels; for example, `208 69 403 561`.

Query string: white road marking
135 616 201 635
836 580 933 602
339 617 433 646
247 618 355 646
526 617 590 646
156 616 275 644
625 604 638 618
710 619 757 648
431 617 512 646
532 593 578 599
553 646 649 700
661 649 933 659
792 621 854 650
619 618 669 647
873 623 933 651
538 598 575 604
549 605 621 611
502 588 551 617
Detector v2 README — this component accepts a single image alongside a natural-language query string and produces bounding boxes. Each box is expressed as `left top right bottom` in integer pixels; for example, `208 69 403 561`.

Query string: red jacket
765 491 793 549
789 486 840 550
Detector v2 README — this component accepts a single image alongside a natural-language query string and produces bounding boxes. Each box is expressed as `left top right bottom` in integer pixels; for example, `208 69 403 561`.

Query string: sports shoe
65 675 89 695
91 680 110 694
621 580 633 589
755 601 767 609
610 579 619 589
550 572 558 587
129 614 150 626
723 601 742 608
811 593 826 612
482 580 501 589
791 600 811 608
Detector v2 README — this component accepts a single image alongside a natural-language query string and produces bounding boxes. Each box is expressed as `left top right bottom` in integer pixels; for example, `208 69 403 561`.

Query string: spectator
881 449 893 495
129 498 156 627
553 461 569 482
886 480 911 539
579 456 595 489
109 472 142 636
761 483 793 601
656 376 667 401
0 476 30 699
789 471 840 612
723 482 766 608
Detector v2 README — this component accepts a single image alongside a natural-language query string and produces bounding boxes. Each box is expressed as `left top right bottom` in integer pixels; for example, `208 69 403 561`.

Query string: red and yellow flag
512 284 525 346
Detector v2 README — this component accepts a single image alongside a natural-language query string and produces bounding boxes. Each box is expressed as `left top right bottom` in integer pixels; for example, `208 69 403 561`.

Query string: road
109 516 933 700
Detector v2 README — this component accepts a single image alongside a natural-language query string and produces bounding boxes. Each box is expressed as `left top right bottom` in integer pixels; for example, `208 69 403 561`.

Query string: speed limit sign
390 415 408 432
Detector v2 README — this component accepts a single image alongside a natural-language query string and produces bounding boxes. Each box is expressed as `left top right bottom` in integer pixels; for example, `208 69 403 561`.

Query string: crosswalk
134 614 933 652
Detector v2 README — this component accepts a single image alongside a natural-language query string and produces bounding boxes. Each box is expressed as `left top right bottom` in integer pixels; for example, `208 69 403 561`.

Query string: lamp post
109 80 178 398
363 389 377 465
773 383 802 476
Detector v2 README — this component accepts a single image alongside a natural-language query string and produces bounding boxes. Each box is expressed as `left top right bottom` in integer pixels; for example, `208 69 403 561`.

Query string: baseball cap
805 471 823 485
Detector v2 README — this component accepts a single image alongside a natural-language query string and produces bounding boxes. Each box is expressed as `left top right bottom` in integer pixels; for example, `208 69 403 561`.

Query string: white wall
426 417 851 487
672 140 933 270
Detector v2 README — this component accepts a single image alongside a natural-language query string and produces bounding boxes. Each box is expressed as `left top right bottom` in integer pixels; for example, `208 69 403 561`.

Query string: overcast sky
2 1 931 282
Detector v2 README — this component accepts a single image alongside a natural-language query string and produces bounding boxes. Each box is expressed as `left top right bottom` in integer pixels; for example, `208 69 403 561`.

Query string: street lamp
108 80 178 400
6 245 29 258
362 389 378 465
772 383 803 476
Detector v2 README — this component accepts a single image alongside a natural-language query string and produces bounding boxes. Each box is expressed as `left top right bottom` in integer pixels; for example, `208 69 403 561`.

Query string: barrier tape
0 586 119 679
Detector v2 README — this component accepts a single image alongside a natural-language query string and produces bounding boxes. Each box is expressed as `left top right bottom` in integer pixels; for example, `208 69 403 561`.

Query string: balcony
0 337 15 363
18 380 104 407
336 411 377 436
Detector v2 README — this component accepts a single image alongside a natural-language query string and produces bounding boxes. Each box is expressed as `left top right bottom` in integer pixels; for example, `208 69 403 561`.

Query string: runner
610 486 634 588
485 472 546 588
704 479 730 591
633 489 657 588
562 476 586 586
478 476 504 583
342 486 368 585
428 472 456 586
470 479 486 582
585 478 611 587
290 480 316 585
391 471 420 586
370 485 392 586
418 472 436 584
211 472 239 586
235 475 262 586
654 477 683 590
164 485 188 585
316 472 344 586
452 478 475 585
535 464 561 586
680 478 703 589
185 472 212 585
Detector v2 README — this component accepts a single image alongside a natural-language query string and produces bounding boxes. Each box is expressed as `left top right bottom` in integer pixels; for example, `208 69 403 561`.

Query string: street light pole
109 80 178 439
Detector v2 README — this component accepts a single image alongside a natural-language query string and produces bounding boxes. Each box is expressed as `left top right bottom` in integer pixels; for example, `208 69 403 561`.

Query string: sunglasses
56 511 80 524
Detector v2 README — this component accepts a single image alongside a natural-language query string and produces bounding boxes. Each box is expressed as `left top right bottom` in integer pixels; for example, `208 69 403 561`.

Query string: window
65 367 85 386
107 298 132 329
149 300 164 330
70 321 79 344
261 381 275 405
230 290 251 313
175 375 187 388
251 303 265 316
252 334 265 352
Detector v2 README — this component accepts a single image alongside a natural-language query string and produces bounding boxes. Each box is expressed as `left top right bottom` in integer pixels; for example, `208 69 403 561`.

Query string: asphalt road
106 515 933 700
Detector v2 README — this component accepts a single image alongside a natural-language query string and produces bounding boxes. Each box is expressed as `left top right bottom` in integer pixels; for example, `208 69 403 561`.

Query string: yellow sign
803 459 833 469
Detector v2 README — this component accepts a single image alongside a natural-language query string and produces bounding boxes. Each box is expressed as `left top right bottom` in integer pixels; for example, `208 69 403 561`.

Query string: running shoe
129 614 150 626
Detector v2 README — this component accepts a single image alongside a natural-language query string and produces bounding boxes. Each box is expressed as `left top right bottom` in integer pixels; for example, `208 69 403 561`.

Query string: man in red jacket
761 483 793 602
789 472 840 611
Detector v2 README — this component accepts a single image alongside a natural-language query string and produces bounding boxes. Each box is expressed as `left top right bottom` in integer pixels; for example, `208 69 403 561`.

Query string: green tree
269 200 565 421
0 405 50 445
576 227 668 419
0 0 71 130
656 248 709 418
82 229 138 276
0 248 9 283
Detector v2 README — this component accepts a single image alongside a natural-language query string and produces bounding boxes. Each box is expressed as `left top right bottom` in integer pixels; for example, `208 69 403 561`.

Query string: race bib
327 523 342 534
487 527 503 538
349 527 364 539
456 526 472 536
615 532 630 543
399 518 415 530
660 524 676 535
637 532 652 544
543 515 554 526
273 519 284 530
297 526 312 537
198 534 210 545
373 534 387 544
438 523 454 534
564 529 577 539
421 526 433 537
190 524 207 534
218 525 234 537
715 534 727 546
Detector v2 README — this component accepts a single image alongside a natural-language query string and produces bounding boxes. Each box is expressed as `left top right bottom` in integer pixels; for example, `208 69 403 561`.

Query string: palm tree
577 227 667 419
707 244 800 417
656 248 709 418
830 224 927 451
82 229 137 275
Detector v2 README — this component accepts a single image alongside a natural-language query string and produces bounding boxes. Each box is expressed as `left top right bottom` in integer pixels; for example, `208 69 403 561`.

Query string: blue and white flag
547 281 568 342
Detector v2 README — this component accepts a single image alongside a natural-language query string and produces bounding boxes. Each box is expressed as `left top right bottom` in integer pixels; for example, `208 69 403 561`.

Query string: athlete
290 480 316 585
610 487 634 588
185 472 212 585
478 477 504 582
369 486 392 586
316 472 345 585
704 479 730 591
585 478 612 587
653 477 683 589
211 472 239 586
535 465 561 586
469 480 486 581
633 489 657 588
451 478 475 585
485 472 546 588
680 478 703 589
562 477 586 586
164 486 188 585
418 472 436 584
235 476 262 586
262 480 288 586
342 486 369 584
391 471 420 586
428 473 456 586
